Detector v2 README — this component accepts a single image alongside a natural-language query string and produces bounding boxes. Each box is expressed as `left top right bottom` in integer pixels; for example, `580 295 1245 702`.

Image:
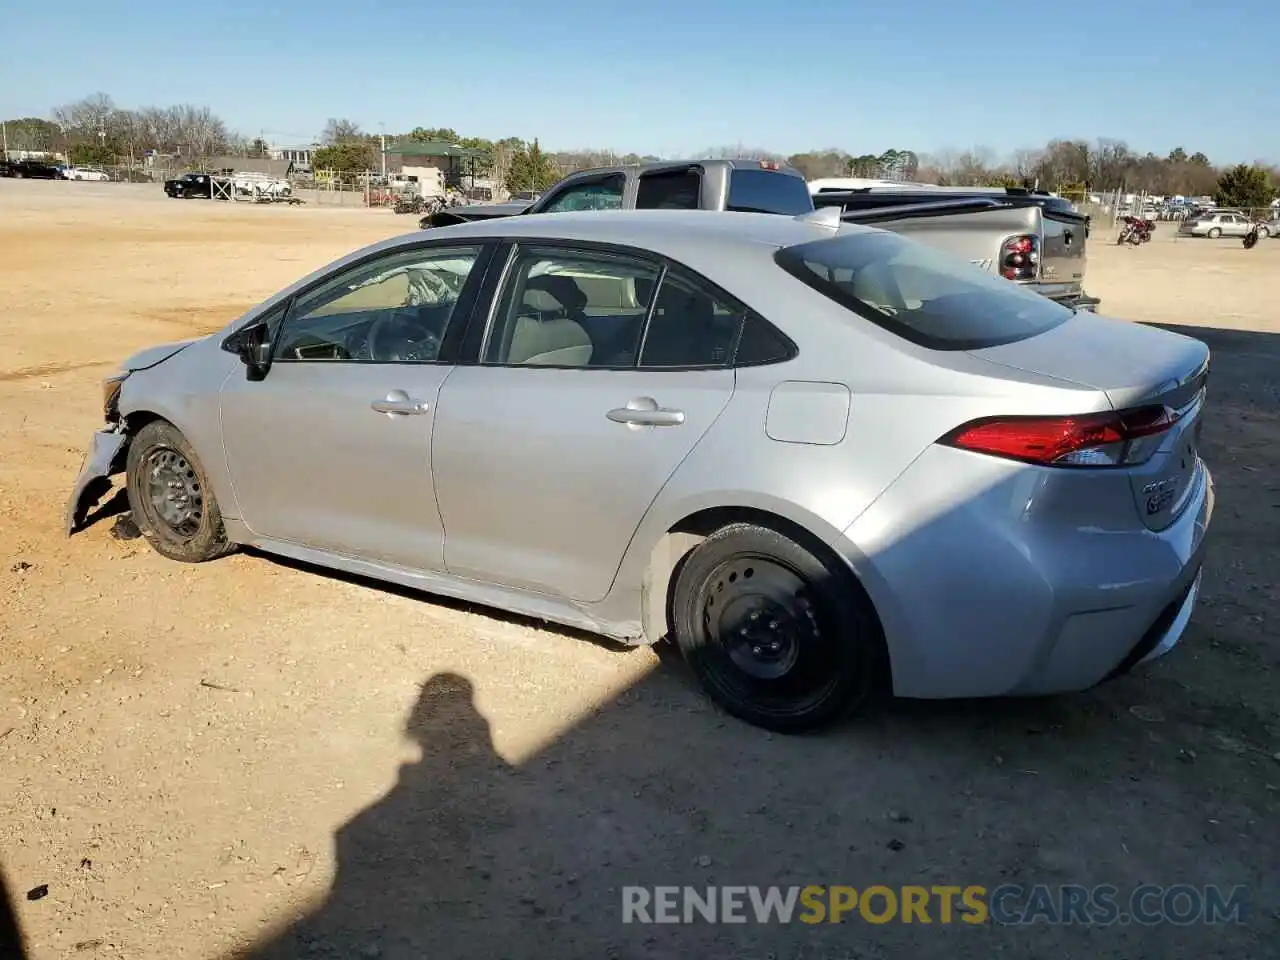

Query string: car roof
381 209 865 270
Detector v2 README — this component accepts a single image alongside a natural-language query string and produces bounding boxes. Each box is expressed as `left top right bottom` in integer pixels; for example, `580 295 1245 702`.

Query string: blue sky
2 0 1276 164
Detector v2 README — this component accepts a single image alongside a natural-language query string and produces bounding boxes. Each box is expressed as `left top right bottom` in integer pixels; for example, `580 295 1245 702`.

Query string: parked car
64 166 111 181
1 159 67 179
812 186 1100 311
66 209 1213 733
164 172 214 198
1178 211 1254 238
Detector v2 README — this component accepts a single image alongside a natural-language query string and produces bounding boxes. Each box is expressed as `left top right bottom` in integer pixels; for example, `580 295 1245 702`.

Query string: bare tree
167 104 229 158
701 144 787 162
1010 148 1043 180
53 92 117 140
322 118 363 144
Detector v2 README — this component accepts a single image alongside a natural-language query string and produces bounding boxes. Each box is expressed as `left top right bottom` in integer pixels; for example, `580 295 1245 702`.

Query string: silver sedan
66 210 1214 732
1177 211 1255 238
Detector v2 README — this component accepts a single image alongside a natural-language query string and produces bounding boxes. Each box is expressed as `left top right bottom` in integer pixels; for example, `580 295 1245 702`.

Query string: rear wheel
125 420 235 563
670 523 884 733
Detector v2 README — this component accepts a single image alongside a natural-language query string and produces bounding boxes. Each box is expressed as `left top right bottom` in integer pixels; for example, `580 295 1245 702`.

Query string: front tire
1207 227 1222 239
670 523 885 733
125 420 235 563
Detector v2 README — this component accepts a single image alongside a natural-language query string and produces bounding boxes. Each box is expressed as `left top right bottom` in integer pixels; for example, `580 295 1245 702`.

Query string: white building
269 144 318 168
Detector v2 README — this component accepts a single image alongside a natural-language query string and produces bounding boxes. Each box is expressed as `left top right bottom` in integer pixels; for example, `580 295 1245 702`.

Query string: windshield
775 230 1073 351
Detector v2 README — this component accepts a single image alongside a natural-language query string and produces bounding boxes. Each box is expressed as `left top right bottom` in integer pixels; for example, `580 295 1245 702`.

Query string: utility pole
379 121 387 179
1 120 8 161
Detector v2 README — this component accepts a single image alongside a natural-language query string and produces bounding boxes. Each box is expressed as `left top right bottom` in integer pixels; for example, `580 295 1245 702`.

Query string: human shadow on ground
232 657 1271 960
0 865 29 960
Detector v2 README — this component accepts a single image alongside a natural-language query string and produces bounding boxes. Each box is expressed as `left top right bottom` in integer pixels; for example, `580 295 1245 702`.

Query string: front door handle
371 389 429 416
607 397 686 427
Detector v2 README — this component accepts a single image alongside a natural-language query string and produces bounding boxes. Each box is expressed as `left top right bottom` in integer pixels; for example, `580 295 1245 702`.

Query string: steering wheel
366 309 441 362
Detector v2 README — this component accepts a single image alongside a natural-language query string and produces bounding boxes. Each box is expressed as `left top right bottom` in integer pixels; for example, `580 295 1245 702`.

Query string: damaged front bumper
65 427 128 535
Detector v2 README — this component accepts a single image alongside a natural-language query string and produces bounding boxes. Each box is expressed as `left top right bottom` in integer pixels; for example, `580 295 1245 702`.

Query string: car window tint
274 245 481 362
636 169 701 209
484 246 659 368
776 231 1072 351
638 270 741 369
735 311 795 365
726 169 813 215
540 175 625 213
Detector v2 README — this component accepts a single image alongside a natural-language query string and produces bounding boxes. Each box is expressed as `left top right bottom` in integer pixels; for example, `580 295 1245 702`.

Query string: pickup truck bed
818 190 1099 310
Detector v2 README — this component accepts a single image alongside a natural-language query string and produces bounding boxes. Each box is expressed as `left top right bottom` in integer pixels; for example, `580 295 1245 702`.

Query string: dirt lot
1 180 1277 960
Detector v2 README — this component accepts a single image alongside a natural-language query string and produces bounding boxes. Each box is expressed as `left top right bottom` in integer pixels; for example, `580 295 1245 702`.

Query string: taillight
1000 234 1039 281
940 405 1179 467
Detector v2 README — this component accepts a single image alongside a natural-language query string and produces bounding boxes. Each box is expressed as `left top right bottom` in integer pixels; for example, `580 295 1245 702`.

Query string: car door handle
371 389 429 416
607 399 685 427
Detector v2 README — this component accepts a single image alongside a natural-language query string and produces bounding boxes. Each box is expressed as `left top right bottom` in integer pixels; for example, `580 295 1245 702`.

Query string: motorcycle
1117 215 1155 246
392 194 427 215
1243 222 1260 249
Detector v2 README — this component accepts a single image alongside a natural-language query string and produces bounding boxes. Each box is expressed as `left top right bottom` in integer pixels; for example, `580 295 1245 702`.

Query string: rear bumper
1053 292 1101 312
841 446 1214 699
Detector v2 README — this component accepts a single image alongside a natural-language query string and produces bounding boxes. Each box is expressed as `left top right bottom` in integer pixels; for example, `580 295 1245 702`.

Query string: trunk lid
969 313 1210 531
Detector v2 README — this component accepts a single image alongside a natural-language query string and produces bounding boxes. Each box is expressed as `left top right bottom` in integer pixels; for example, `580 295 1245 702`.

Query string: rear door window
636 169 701 209
726 169 814 214
638 269 740 369
776 231 1073 351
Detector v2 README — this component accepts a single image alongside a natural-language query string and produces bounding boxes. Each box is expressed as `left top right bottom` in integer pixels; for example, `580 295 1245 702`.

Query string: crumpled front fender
65 429 128 535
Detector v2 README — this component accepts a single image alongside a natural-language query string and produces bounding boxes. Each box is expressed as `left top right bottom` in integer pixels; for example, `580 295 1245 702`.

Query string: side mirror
223 323 272 381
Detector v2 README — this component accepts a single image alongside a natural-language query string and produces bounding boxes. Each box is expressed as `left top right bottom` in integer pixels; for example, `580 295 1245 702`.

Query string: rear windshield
775 231 1073 351
726 169 814 215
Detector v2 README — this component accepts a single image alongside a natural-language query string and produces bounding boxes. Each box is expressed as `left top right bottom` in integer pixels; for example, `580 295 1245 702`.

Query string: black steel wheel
125 420 235 563
671 523 885 733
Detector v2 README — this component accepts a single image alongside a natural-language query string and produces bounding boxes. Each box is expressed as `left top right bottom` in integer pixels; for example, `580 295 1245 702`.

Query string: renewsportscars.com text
621 884 1250 926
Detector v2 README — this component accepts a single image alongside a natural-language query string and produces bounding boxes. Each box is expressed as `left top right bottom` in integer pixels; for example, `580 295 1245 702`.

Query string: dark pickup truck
164 172 214 198
420 159 815 227
1 159 66 179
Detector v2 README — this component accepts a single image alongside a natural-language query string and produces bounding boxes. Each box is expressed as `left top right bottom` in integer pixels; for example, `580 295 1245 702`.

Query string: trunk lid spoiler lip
965 322 1210 412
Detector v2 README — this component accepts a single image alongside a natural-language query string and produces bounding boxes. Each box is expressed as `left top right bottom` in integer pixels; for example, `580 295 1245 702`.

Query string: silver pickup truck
813 186 1099 312
424 162 1100 311
422 158 816 226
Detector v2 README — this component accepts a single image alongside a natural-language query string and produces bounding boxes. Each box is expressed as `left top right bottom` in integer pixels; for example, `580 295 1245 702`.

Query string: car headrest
524 274 587 314
523 288 567 314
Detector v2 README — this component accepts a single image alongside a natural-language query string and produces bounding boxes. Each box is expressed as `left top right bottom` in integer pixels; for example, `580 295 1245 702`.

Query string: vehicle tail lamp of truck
1001 235 1039 281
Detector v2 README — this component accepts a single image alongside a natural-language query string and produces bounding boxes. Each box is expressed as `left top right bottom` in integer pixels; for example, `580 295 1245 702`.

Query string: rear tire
670 523 885 733
125 420 235 563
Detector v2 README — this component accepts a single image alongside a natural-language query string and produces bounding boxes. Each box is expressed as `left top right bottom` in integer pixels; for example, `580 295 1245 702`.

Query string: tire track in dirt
0 359 117 382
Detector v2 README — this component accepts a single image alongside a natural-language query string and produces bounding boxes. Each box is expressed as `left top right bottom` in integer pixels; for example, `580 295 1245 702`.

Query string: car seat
505 274 594 366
